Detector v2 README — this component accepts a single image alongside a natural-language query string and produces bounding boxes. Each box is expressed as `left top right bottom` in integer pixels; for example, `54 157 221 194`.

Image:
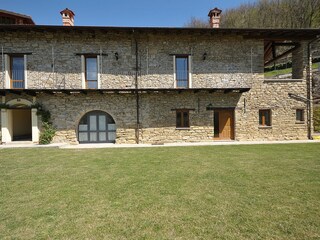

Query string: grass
0 144 320 239
265 62 319 78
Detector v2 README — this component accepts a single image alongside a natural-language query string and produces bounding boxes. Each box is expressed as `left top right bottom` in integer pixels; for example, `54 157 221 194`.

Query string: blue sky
0 0 256 27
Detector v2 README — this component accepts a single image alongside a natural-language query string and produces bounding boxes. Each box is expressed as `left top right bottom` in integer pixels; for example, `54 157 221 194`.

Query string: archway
1 99 39 143
78 111 116 143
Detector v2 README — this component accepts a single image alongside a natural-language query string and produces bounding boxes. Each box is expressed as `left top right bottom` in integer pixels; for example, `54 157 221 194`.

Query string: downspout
307 36 320 140
52 45 55 88
135 38 140 144
2 46 4 89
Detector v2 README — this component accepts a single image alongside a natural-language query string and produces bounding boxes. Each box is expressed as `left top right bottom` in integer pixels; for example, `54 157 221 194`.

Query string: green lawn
265 62 319 78
1 144 320 239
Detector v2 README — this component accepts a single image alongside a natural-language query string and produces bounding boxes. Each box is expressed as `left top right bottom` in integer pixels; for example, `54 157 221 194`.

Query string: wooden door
214 109 234 140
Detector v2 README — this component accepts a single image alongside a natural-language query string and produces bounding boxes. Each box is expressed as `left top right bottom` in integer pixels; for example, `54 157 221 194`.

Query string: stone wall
0 30 259 90
236 78 308 141
0 28 311 143
0 81 309 144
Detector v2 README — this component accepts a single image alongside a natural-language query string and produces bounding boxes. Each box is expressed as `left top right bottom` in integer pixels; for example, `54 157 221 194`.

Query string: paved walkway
0 139 319 149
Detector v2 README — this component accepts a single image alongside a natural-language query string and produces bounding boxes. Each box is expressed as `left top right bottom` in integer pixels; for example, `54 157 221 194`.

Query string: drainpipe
2 46 4 89
135 38 140 144
307 36 320 139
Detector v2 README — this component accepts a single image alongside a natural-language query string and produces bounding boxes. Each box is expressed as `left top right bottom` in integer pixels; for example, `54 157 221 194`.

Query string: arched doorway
78 111 116 143
1 98 39 143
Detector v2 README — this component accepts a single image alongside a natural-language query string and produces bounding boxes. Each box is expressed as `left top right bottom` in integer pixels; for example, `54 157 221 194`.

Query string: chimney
208 8 222 28
60 8 75 26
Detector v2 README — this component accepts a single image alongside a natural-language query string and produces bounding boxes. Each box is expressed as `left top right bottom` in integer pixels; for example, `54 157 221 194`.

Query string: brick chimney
208 7 222 28
60 8 75 26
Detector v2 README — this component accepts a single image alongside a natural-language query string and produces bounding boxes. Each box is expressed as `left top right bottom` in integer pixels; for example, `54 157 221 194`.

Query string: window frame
10 54 25 89
296 109 305 123
84 56 98 89
78 111 116 143
259 109 272 127
176 109 190 129
174 54 191 89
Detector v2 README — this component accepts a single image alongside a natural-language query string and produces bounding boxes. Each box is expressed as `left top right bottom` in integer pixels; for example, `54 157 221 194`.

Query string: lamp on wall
115 52 119 61
203 52 207 60
206 103 213 110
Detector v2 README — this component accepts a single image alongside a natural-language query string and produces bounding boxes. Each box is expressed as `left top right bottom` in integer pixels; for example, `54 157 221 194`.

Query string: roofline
0 24 320 40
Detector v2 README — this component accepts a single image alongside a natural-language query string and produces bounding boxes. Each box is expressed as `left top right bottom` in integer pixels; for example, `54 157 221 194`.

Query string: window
296 109 304 122
10 56 25 89
259 109 271 126
78 111 116 143
176 110 190 128
85 57 98 89
175 56 189 88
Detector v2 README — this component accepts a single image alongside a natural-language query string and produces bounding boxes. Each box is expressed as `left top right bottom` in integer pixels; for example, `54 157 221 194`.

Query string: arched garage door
78 111 116 143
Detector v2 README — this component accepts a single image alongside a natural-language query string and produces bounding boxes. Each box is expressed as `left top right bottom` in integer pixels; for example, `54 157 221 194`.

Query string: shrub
39 122 56 145
34 103 56 145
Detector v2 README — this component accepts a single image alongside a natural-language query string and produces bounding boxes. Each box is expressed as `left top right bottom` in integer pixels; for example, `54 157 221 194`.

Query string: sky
0 0 256 27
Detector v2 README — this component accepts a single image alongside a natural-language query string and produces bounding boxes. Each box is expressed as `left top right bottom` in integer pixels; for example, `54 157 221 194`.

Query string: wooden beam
265 45 300 66
8 90 21 95
273 42 300 47
43 90 54 95
272 42 276 59
25 90 37 96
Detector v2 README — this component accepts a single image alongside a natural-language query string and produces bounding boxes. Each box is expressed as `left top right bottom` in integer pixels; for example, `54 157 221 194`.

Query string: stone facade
0 31 256 89
0 27 311 144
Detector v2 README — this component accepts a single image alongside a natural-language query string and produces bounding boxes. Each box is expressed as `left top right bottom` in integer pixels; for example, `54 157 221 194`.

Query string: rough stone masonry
0 27 311 144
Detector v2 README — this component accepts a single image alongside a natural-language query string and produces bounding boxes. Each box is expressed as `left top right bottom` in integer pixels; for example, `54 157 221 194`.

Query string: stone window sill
295 121 305 124
258 126 272 129
176 127 190 130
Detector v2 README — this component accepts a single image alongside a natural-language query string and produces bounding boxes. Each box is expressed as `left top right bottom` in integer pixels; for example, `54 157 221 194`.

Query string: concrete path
0 140 319 149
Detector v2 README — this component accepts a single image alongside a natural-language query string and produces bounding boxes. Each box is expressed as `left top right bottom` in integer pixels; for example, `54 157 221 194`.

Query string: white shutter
173 55 176 88
188 55 192 88
81 55 85 89
97 55 101 89
24 55 28 89
4 54 10 89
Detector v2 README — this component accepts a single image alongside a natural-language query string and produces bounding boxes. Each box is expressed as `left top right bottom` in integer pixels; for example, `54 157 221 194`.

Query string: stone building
0 8 319 144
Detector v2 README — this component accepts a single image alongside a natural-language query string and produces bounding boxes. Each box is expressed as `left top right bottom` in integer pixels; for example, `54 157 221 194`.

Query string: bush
39 122 56 145
314 106 320 132
33 103 56 145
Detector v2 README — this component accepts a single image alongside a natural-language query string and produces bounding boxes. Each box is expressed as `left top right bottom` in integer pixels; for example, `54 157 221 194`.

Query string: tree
184 17 209 28
220 0 320 28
